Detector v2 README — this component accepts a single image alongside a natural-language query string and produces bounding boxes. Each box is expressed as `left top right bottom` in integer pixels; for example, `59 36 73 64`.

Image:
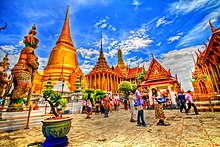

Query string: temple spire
191 52 196 64
209 20 215 33
56 6 73 46
118 46 125 66
151 53 154 59
99 32 105 58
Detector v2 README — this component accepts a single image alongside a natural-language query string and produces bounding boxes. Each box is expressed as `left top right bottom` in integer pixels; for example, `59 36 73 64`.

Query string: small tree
94 89 106 100
43 89 67 118
138 69 147 83
83 89 94 100
131 84 137 93
118 81 132 99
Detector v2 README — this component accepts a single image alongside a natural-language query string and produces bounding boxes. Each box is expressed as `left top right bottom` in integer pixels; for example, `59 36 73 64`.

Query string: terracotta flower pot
42 117 72 147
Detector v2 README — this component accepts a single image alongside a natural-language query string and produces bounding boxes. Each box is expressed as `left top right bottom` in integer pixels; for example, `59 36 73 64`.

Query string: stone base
43 136 68 147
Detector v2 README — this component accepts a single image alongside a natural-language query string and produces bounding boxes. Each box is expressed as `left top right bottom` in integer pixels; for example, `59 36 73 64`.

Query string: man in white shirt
185 90 199 115
135 85 147 126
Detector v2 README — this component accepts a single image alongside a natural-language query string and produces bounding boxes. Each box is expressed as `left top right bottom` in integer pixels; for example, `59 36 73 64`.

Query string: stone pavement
0 109 220 147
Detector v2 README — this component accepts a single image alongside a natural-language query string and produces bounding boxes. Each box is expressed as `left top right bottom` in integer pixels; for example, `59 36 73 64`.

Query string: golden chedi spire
117 47 125 67
56 6 73 46
43 6 80 90
117 47 127 75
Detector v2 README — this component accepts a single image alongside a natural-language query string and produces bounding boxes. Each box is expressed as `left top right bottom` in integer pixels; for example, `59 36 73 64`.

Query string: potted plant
42 89 72 147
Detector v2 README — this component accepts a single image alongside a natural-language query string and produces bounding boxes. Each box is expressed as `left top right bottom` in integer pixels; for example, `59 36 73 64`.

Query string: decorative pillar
107 73 109 91
116 76 119 93
205 65 215 92
114 75 116 93
99 73 101 90
210 65 219 92
110 74 113 93
94 74 96 89
89 75 92 89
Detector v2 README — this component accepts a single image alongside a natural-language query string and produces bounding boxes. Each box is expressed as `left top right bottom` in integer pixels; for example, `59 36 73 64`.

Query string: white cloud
155 17 173 27
0 50 47 73
156 42 161 46
178 9 220 47
108 25 116 31
157 45 205 91
107 49 118 58
103 23 153 59
73 0 113 7
0 45 19 54
94 17 117 31
54 34 59 37
100 23 107 29
119 37 153 54
168 0 217 15
38 57 48 71
177 32 184 35
77 47 100 59
132 0 142 10
18 40 24 47
167 35 181 43
94 17 108 28
156 17 166 27
79 61 94 74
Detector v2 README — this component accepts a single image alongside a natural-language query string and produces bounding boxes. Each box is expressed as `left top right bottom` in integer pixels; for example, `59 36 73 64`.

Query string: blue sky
0 0 219 90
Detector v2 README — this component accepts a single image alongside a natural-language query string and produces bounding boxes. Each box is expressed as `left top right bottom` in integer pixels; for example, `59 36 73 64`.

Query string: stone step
0 122 42 132
0 116 44 127
0 110 45 119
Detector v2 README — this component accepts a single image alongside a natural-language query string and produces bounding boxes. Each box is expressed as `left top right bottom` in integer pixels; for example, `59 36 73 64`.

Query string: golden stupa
33 6 86 93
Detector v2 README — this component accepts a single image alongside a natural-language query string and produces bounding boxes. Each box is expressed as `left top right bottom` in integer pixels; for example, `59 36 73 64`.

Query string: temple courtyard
0 109 220 147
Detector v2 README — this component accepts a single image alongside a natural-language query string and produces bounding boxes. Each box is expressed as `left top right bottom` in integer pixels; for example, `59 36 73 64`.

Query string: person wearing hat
185 90 199 115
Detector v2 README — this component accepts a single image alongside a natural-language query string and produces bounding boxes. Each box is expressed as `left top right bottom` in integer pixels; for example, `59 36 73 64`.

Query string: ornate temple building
192 21 220 99
114 48 144 84
33 6 86 93
86 37 123 93
141 55 180 105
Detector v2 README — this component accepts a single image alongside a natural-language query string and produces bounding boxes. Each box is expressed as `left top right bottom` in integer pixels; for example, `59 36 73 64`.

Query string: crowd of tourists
82 85 199 127
83 94 121 119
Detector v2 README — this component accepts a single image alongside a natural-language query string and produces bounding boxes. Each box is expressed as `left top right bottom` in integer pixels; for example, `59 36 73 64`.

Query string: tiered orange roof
141 56 178 86
126 67 143 79
114 65 126 78
200 20 220 64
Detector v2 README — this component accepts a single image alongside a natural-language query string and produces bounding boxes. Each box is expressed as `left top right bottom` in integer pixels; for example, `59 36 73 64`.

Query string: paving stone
0 110 220 146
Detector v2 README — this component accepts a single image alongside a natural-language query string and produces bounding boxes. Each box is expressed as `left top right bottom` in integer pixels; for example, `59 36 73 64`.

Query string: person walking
152 88 169 126
185 90 199 115
129 91 136 122
124 99 128 110
135 85 147 126
177 91 187 113
85 98 92 119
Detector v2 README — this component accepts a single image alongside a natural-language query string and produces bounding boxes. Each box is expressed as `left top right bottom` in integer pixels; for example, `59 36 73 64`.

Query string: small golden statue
7 24 39 111
0 54 12 107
